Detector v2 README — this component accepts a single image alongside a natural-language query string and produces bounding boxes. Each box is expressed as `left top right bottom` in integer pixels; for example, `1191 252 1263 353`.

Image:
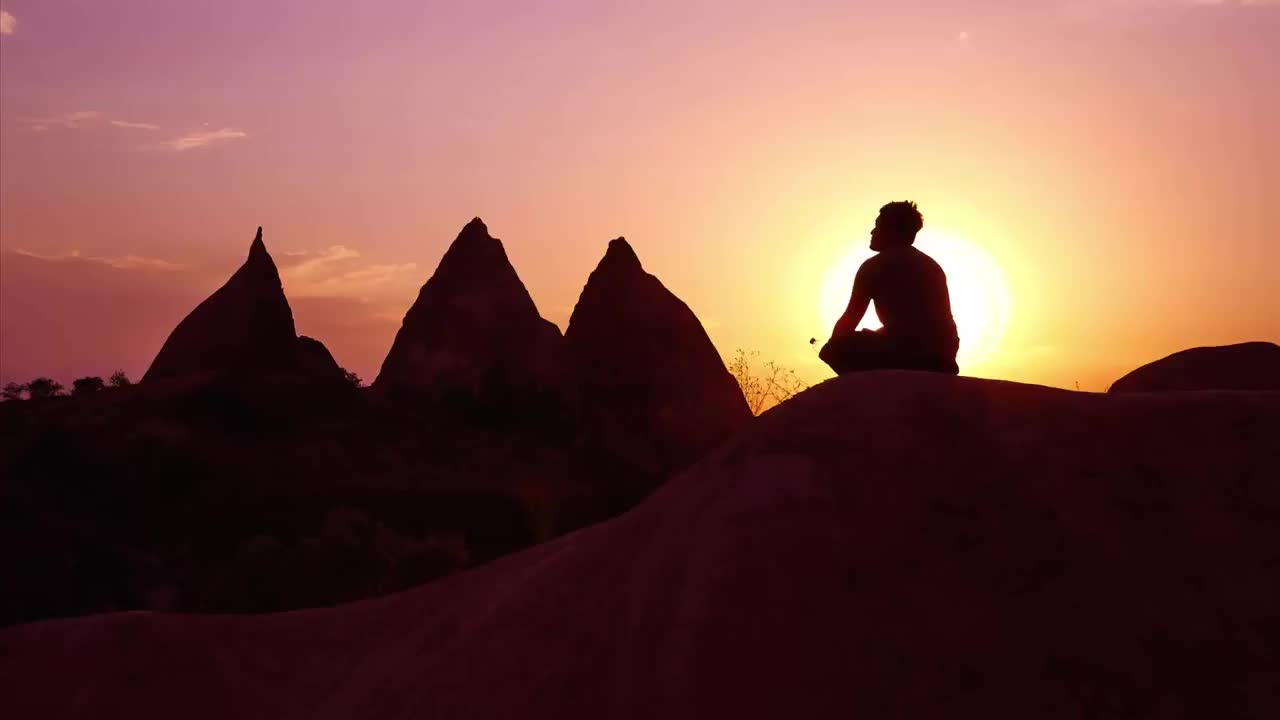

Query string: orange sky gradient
2 0 1277 391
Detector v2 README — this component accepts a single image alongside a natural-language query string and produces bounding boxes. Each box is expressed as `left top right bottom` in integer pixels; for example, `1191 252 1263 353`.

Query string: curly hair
878 201 924 244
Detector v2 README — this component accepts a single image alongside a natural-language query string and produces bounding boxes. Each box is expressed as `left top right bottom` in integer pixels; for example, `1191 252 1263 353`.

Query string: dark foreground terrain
0 220 752 625
4 372 1278 719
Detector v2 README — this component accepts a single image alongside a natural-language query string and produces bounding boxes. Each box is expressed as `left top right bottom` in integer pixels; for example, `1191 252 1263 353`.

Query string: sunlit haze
2 0 1277 391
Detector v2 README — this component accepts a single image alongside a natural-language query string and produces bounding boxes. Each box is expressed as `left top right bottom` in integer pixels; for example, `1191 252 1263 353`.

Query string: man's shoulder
858 253 885 273
855 255 883 286
907 247 946 272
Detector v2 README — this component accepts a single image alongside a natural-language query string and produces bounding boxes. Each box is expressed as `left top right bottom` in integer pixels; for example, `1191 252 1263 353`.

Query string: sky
1 0 1277 392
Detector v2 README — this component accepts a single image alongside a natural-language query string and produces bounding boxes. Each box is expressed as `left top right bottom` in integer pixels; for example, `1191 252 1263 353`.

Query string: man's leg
878 344 960 375
822 332 959 375
819 330 893 375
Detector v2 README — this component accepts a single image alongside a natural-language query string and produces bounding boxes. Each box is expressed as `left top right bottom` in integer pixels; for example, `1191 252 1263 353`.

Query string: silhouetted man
819 201 960 375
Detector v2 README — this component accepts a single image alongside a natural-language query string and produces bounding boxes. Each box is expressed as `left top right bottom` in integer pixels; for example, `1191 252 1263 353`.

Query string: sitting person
820 201 960 376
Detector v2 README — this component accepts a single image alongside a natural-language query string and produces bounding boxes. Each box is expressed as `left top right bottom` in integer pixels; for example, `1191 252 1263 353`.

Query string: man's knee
820 332 888 374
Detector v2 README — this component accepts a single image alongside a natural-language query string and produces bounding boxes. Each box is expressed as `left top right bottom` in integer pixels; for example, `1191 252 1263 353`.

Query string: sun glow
818 228 1011 372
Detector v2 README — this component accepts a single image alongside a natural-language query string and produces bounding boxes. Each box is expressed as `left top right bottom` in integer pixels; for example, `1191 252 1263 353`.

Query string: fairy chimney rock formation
143 228 343 385
565 237 751 471
373 218 564 401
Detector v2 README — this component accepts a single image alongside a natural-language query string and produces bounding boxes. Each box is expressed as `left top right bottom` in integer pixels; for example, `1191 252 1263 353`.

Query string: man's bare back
822 201 959 375
853 246 957 355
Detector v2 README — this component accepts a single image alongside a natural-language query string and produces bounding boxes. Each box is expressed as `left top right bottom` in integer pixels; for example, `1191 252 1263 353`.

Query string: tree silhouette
25 377 64 400
1 382 26 402
728 349 810 416
72 376 106 396
108 370 132 388
342 369 363 388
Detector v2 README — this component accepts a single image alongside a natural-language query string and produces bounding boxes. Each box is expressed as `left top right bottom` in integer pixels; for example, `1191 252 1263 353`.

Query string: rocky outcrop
1109 341 1280 393
295 336 345 381
565 238 750 473
6 373 1279 719
372 218 564 407
142 228 344 385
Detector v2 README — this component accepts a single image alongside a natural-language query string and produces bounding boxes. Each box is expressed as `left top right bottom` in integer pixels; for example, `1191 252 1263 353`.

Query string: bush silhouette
211 508 469 613
729 349 810 415
25 377 64 400
108 370 132 388
1 382 26 401
72 376 106 396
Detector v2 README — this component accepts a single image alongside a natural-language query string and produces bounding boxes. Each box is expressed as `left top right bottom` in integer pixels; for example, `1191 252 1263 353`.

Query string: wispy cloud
20 112 163 133
19 111 104 132
279 246 418 299
109 120 161 131
13 248 186 272
297 263 420 298
279 246 362 277
0 10 16 35
20 113 252 151
14 241 415 297
330 263 420 286
162 127 248 152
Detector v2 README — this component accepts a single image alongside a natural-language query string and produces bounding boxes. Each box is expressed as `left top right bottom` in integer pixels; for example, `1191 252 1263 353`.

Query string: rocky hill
1110 341 1280 393
5 372 1278 718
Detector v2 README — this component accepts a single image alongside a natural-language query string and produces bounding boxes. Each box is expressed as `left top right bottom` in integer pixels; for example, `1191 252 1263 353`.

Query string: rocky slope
6 373 1278 719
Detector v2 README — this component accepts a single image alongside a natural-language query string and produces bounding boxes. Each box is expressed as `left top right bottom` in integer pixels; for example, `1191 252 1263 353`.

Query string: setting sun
818 228 1012 372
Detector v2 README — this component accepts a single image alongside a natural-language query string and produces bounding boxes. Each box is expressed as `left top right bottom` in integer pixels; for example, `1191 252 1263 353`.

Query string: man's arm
831 263 872 338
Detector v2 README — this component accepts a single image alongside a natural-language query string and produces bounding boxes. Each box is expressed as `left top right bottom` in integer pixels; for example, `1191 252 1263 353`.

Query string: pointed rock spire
441 218 494 258
565 237 750 474
247 226 267 261
599 237 641 271
143 227 343 385
462 216 488 235
373 218 564 402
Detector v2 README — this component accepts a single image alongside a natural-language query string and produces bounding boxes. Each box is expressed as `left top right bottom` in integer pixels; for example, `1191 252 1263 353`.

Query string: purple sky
2 0 1277 390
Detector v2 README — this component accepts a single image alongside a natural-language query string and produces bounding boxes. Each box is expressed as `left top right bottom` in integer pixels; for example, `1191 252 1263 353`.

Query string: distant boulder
142 228 344 385
1109 342 1280 393
565 238 751 474
372 218 564 411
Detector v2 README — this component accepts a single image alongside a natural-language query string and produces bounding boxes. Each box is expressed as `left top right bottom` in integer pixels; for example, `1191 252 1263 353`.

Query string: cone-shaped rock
1109 341 1280 393
565 237 750 472
373 218 564 401
143 228 343 384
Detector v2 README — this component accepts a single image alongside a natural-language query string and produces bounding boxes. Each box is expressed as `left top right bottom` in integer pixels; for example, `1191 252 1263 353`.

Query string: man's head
870 201 923 251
